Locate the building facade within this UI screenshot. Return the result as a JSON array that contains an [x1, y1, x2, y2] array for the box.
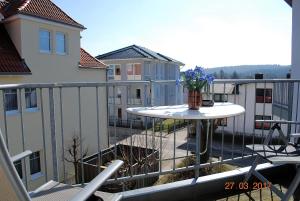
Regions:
[[97, 45, 184, 126], [0, 0, 108, 190], [213, 80, 290, 136]]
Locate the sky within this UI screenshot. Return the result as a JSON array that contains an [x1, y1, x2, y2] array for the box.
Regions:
[[53, 0, 292, 69]]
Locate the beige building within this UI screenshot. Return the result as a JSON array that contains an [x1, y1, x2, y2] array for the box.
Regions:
[[0, 0, 108, 190]]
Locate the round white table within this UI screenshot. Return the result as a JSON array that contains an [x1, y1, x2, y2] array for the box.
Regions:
[[126, 102, 245, 177], [126, 102, 245, 120]]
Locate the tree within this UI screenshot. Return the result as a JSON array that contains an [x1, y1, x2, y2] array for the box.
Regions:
[[220, 69, 225, 79], [212, 72, 218, 79], [231, 71, 239, 79], [65, 135, 88, 184]]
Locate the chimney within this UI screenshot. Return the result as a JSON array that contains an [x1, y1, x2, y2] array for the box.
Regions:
[[255, 73, 263, 79]]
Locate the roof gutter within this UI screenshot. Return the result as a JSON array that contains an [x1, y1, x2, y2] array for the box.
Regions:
[[3, 14, 85, 30], [0, 72, 32, 75], [78, 65, 107, 70]]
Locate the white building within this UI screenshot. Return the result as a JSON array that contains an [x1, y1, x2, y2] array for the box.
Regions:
[[96, 45, 184, 127], [213, 77, 291, 135]]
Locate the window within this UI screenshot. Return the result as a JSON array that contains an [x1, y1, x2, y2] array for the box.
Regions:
[[217, 118, 227, 126], [30, 151, 41, 175], [107, 66, 114, 80], [25, 88, 37, 109], [56, 32, 66, 54], [108, 65, 121, 80], [39, 29, 51, 52], [117, 87, 122, 98], [127, 64, 141, 80], [14, 160, 23, 179], [115, 66, 121, 75], [255, 115, 271, 130], [136, 89, 141, 99], [117, 108, 122, 119], [144, 62, 151, 80], [213, 94, 228, 102], [256, 89, 272, 103], [4, 89, 18, 111]]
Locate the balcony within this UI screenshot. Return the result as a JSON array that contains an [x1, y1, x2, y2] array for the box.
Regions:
[[127, 98, 142, 105], [109, 97, 122, 105], [0, 79, 299, 201]]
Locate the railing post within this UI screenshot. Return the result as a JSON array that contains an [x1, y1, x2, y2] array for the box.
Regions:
[[49, 88, 58, 181], [195, 120, 201, 178], [287, 82, 294, 137]]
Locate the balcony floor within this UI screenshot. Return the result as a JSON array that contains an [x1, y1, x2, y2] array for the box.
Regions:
[[217, 185, 292, 201]]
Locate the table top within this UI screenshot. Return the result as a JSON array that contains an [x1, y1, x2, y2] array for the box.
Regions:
[[126, 102, 245, 120]]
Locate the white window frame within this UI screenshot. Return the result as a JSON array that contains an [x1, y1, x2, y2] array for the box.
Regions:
[[4, 89, 18, 114], [25, 88, 38, 110], [29, 151, 43, 180], [108, 64, 121, 80], [126, 63, 141, 80], [39, 29, 51, 53], [55, 32, 67, 55], [13, 160, 23, 180]]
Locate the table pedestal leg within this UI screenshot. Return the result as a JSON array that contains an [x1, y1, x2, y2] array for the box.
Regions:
[[195, 119, 212, 178]]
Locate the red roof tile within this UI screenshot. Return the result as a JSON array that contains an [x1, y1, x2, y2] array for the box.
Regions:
[[79, 48, 107, 69], [0, 24, 31, 75], [0, 0, 84, 29]]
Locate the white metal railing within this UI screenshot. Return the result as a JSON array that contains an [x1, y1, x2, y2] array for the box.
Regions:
[[0, 79, 298, 191]]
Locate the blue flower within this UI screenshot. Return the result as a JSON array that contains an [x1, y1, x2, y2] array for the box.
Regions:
[[205, 74, 214, 84], [182, 66, 214, 91], [198, 74, 206, 81], [185, 69, 195, 79], [194, 66, 205, 75], [176, 78, 181, 86]]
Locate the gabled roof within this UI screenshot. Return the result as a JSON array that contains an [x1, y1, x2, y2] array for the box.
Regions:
[[96, 45, 185, 65], [0, 24, 31, 75], [79, 48, 107, 69], [0, 0, 84, 29]]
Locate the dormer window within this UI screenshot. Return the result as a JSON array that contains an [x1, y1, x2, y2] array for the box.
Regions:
[[56, 32, 66, 55], [39, 29, 51, 53]]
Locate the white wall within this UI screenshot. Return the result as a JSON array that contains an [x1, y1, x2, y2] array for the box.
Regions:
[[215, 83, 288, 136]]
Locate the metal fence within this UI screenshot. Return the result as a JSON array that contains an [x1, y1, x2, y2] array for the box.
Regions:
[[0, 79, 300, 191]]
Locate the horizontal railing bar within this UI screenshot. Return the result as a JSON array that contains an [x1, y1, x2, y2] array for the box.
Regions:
[[70, 160, 124, 201], [152, 80, 177, 83], [255, 120, 300, 124], [0, 79, 299, 90], [213, 79, 300, 83], [11, 150, 32, 162], [152, 79, 300, 84], [0, 81, 151, 89]]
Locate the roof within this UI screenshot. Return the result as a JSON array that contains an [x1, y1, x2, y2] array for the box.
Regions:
[[79, 48, 107, 69], [0, 24, 31, 75], [96, 45, 185, 65], [0, 0, 84, 29], [285, 0, 292, 7]]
